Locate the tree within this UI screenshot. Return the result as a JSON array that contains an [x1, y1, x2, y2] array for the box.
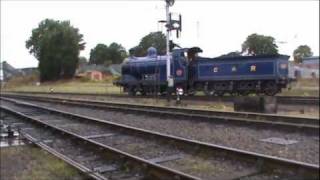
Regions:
[[132, 31, 166, 56], [242, 33, 278, 55], [89, 44, 109, 65], [108, 43, 127, 64], [293, 45, 313, 63], [89, 43, 127, 65], [131, 46, 145, 57], [78, 56, 88, 66], [26, 19, 85, 82]]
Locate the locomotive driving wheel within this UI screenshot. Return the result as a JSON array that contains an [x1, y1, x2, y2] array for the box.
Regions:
[[264, 81, 279, 96]]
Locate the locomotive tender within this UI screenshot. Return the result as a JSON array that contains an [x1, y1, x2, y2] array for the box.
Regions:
[[115, 47, 289, 96]]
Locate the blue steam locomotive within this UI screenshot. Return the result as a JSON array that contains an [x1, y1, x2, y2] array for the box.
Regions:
[[115, 47, 289, 96]]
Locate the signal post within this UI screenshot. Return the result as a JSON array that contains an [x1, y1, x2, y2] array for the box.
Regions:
[[163, 0, 181, 101]]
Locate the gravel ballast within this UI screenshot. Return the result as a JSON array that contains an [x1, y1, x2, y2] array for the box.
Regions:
[[41, 93, 320, 117], [1, 100, 266, 179], [10, 98, 319, 165]]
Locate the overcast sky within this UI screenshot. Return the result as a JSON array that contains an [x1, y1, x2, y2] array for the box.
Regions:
[[1, 0, 319, 68]]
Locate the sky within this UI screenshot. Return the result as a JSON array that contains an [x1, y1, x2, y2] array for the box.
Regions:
[[1, 0, 319, 68]]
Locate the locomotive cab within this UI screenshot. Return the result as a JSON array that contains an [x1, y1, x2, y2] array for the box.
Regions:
[[186, 47, 203, 93], [171, 47, 203, 95]]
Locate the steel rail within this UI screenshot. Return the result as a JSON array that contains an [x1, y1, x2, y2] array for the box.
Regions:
[[2, 94, 319, 133], [3, 91, 319, 105], [0, 105, 200, 180], [19, 132, 107, 180], [1, 97, 319, 179]]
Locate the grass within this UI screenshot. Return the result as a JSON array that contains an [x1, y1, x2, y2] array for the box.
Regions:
[[280, 89, 319, 97], [280, 78, 319, 97], [9, 82, 121, 94], [2, 76, 122, 94], [0, 145, 84, 180], [164, 156, 224, 178], [2, 75, 319, 97]]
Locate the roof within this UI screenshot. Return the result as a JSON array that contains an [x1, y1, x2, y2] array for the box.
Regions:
[[199, 54, 290, 61], [302, 56, 319, 61], [77, 64, 121, 76], [107, 64, 121, 76]]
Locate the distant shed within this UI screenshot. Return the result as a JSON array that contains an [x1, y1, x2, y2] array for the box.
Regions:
[[288, 56, 319, 79], [302, 56, 319, 78], [75, 64, 121, 81], [86, 70, 104, 81]]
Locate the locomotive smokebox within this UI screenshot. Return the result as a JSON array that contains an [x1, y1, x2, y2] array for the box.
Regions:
[[234, 96, 278, 113]]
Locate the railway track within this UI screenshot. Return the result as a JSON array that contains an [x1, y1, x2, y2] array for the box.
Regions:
[[3, 126, 107, 180], [4, 91, 319, 105], [1, 97, 319, 179], [1, 101, 198, 180], [2, 93, 319, 133]]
